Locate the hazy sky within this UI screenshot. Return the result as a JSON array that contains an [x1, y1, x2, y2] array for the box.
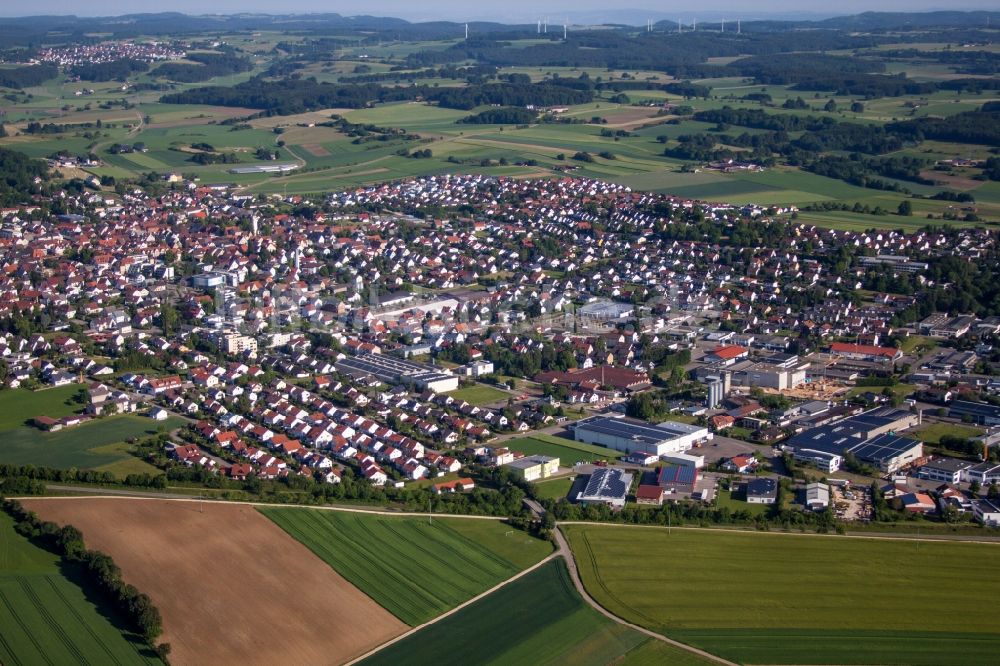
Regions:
[[4, 1, 998, 20]]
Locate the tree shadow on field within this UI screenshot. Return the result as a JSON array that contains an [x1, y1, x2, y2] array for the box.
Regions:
[[57, 559, 163, 661]]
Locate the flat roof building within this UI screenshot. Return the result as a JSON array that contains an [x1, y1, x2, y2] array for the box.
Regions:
[[335, 354, 458, 393], [786, 408, 923, 473], [572, 416, 712, 456], [576, 468, 633, 509], [918, 457, 974, 485], [793, 448, 842, 473], [504, 455, 559, 482], [949, 400, 1000, 426], [656, 465, 698, 493]]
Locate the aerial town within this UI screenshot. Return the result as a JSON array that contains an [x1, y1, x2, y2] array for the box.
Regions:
[[4, 173, 1000, 517], [1, 7, 999, 666]]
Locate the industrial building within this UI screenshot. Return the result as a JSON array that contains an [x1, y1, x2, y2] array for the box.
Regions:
[[948, 400, 1000, 426], [793, 448, 842, 473], [918, 457, 974, 484], [572, 416, 712, 456], [228, 163, 300, 175], [575, 468, 633, 509], [504, 455, 559, 482], [786, 408, 922, 474], [334, 354, 458, 393], [805, 483, 830, 511], [656, 465, 698, 493]]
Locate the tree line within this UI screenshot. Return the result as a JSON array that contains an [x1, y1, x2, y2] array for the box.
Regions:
[[161, 76, 594, 115], [2, 499, 169, 659]]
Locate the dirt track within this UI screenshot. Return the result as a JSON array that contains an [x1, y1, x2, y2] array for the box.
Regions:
[[23, 497, 407, 666]]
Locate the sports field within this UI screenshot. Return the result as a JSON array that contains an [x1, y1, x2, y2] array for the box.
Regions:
[[0, 512, 159, 665], [564, 524, 1000, 665], [260, 508, 553, 625], [504, 434, 622, 465], [361, 559, 707, 666], [24, 498, 406, 665]]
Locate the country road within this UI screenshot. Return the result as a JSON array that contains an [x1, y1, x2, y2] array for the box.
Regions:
[[18, 491, 1000, 665]]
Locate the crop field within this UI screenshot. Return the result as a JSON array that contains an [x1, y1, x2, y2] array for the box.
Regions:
[[360, 559, 705, 666], [445, 384, 509, 405], [260, 508, 553, 625], [564, 524, 1000, 665], [0, 512, 159, 665], [23, 498, 406, 666], [0, 414, 184, 470], [504, 435, 621, 465]]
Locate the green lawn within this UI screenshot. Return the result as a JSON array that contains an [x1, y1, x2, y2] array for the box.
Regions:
[[361, 560, 698, 666], [259, 508, 552, 625], [0, 512, 160, 665], [504, 434, 622, 465], [0, 414, 184, 470], [899, 336, 937, 354], [446, 384, 510, 406], [0, 386, 84, 431], [907, 422, 985, 445], [564, 525, 1000, 665], [715, 488, 769, 516], [535, 476, 575, 501], [847, 383, 917, 400]]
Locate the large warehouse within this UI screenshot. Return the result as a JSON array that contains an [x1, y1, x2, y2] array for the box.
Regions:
[[334, 354, 458, 393], [786, 408, 923, 474], [572, 416, 712, 456]]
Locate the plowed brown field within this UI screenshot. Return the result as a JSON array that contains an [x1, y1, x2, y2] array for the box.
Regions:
[[23, 498, 406, 666]]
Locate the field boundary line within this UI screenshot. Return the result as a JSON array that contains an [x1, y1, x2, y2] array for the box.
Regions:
[[554, 526, 738, 666], [556, 520, 1000, 545], [342, 551, 560, 665], [24, 492, 507, 521]]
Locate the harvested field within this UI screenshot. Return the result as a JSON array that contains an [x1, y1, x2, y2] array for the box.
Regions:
[[23, 498, 406, 666], [301, 143, 332, 157]]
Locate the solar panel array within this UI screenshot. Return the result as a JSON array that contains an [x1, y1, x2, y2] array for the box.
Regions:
[[582, 468, 632, 500]]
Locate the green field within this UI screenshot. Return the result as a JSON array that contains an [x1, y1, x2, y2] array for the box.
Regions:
[[0, 414, 184, 470], [907, 422, 985, 445], [446, 384, 510, 405], [361, 559, 706, 666], [0, 386, 84, 431], [565, 524, 1000, 665], [259, 508, 552, 625], [504, 435, 621, 465], [0, 512, 160, 665], [534, 476, 575, 500]]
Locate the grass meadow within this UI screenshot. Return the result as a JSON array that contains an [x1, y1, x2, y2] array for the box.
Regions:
[[564, 524, 1000, 664]]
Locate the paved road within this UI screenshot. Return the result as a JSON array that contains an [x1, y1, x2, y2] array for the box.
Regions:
[[552, 526, 738, 666]]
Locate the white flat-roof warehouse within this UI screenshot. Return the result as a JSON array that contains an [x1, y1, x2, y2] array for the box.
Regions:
[[334, 354, 458, 393], [572, 416, 712, 456]]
